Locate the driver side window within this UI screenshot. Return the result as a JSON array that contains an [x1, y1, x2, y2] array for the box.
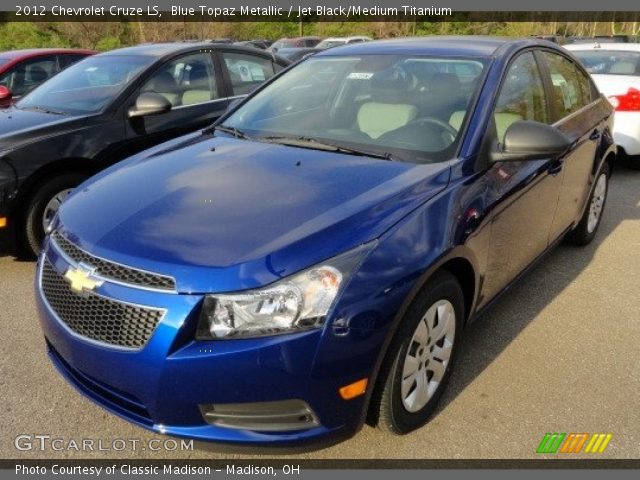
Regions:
[[141, 52, 218, 108], [0, 56, 58, 97], [494, 52, 548, 143]]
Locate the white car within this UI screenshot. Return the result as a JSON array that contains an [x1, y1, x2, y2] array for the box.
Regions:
[[316, 36, 372, 50], [566, 42, 640, 167]]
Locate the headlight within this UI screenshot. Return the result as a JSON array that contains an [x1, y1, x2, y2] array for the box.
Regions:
[[196, 243, 375, 340]]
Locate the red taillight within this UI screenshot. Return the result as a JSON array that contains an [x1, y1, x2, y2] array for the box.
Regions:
[[608, 87, 640, 111]]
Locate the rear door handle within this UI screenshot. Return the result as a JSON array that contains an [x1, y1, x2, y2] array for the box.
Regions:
[[589, 129, 601, 141]]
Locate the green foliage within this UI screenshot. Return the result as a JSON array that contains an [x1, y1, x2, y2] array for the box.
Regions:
[[95, 36, 122, 51], [0, 22, 71, 50], [310, 22, 375, 37], [0, 20, 638, 51]]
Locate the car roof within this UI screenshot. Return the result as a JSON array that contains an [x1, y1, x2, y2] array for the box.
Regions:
[[321, 36, 370, 41], [565, 42, 640, 52], [96, 42, 288, 63], [315, 36, 522, 57], [275, 36, 320, 41], [0, 48, 95, 59]]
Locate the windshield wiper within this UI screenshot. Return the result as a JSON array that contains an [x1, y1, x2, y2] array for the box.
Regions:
[[210, 124, 251, 140], [19, 105, 67, 115], [260, 135, 395, 161]]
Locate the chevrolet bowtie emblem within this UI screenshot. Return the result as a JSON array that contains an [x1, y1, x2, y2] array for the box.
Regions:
[[63, 264, 103, 294]]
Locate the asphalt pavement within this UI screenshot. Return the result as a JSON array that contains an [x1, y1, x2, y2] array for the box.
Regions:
[[1, 167, 639, 460]]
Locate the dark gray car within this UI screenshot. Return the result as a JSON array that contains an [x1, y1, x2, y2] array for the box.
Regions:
[[0, 43, 290, 256]]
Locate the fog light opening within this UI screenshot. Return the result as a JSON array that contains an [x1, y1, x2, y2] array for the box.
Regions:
[[339, 378, 368, 400], [199, 399, 320, 432]]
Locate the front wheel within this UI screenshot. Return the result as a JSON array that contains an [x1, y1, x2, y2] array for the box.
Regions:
[[20, 173, 88, 257], [566, 163, 610, 246], [376, 271, 464, 434]]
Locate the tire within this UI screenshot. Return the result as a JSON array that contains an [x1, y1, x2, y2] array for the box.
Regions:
[[624, 154, 640, 171], [566, 163, 610, 246], [376, 271, 464, 434], [19, 173, 88, 258]]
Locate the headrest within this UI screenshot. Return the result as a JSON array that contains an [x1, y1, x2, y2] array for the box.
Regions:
[[610, 62, 636, 75], [357, 102, 418, 139], [29, 66, 48, 83], [151, 71, 177, 92], [429, 72, 461, 94]]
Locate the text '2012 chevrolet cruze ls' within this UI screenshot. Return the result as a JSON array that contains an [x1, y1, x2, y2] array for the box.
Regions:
[[36, 37, 615, 445]]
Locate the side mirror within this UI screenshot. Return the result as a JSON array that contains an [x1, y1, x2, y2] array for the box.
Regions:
[[128, 92, 172, 118], [491, 120, 571, 162], [0, 85, 13, 105]]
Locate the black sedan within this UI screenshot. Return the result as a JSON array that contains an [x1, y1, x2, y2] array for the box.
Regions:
[[0, 43, 290, 256], [274, 47, 320, 63]]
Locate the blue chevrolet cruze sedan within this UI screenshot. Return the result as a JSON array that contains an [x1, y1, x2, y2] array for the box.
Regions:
[[36, 37, 615, 445]]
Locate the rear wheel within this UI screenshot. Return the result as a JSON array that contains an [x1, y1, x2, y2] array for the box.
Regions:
[[566, 163, 610, 246], [376, 271, 464, 434], [19, 173, 88, 257]]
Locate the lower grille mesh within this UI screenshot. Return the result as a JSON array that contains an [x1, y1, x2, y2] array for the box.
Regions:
[[41, 260, 164, 349]]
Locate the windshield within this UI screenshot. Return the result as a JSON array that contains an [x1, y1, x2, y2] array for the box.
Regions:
[[222, 54, 488, 163], [572, 50, 640, 76], [317, 40, 347, 49], [17, 55, 155, 115], [272, 39, 297, 49]]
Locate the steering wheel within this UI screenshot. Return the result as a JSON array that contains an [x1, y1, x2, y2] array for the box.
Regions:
[[410, 117, 458, 143]]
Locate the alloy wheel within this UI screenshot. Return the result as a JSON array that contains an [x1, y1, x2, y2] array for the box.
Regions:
[[42, 188, 74, 232], [587, 173, 607, 234], [401, 299, 456, 413]]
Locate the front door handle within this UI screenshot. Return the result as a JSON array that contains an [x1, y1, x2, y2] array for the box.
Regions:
[[548, 160, 563, 175], [589, 129, 601, 141]]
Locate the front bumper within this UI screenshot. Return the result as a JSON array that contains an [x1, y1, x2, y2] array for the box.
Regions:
[[35, 238, 372, 445], [0, 157, 18, 231]]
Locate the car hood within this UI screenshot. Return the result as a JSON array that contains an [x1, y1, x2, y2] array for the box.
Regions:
[[0, 106, 87, 151], [56, 134, 450, 293]]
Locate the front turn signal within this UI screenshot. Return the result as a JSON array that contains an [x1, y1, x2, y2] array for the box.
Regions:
[[339, 378, 368, 400]]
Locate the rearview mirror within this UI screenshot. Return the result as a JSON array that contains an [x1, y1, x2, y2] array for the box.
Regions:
[[0, 85, 13, 106], [491, 120, 571, 162], [128, 92, 172, 118]]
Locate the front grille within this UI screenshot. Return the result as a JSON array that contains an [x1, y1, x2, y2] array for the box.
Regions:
[[51, 231, 176, 291], [41, 260, 164, 349]]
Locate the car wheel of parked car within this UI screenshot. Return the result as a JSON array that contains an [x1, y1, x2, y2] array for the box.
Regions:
[[625, 155, 640, 171], [21, 173, 88, 257], [567, 163, 610, 246], [376, 271, 464, 434]]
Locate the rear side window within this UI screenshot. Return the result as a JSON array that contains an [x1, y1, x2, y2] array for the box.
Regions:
[[541, 51, 594, 122], [494, 52, 548, 142], [222, 52, 275, 96], [572, 50, 640, 76]]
